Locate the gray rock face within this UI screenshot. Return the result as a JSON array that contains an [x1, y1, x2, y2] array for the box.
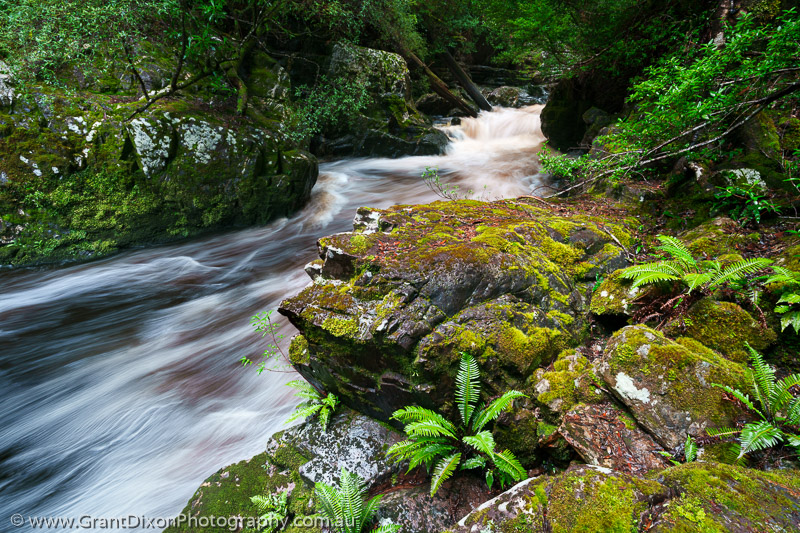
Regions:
[[268, 409, 404, 489], [0, 61, 14, 109], [597, 325, 748, 450]]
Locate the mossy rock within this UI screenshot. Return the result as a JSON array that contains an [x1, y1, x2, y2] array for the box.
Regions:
[[280, 199, 635, 423], [664, 299, 776, 363], [530, 349, 606, 419], [678, 217, 759, 259], [449, 462, 800, 532], [589, 269, 642, 318], [598, 325, 748, 450]]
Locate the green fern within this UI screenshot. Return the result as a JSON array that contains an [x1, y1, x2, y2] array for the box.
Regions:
[[386, 352, 528, 496], [314, 468, 400, 533], [285, 380, 339, 432], [709, 343, 800, 458], [244, 491, 288, 533], [620, 235, 772, 301], [765, 266, 800, 334]]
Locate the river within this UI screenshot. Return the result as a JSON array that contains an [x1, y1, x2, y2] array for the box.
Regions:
[[0, 105, 546, 530]]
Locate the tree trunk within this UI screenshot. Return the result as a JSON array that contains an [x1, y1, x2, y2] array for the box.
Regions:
[[395, 43, 477, 118], [441, 51, 492, 112]]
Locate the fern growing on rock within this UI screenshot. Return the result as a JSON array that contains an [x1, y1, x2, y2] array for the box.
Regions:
[[314, 468, 400, 533], [386, 353, 527, 496], [709, 343, 800, 459], [620, 235, 772, 296], [244, 491, 288, 533], [285, 380, 339, 432]]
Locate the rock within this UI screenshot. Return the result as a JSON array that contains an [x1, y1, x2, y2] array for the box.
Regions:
[[270, 408, 404, 489], [448, 462, 800, 532], [279, 199, 634, 423], [530, 349, 605, 418], [714, 168, 769, 194], [597, 325, 748, 450], [415, 93, 452, 116], [377, 476, 490, 533], [0, 61, 13, 109], [589, 269, 642, 319], [485, 86, 521, 107], [664, 299, 776, 363], [316, 43, 448, 158], [679, 217, 760, 258], [559, 403, 671, 475]]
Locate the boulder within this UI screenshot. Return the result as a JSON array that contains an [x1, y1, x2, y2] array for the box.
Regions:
[[315, 43, 449, 158], [485, 86, 521, 108], [597, 325, 748, 450], [664, 299, 776, 363], [279, 199, 634, 423], [559, 403, 671, 475], [448, 462, 800, 532], [530, 349, 605, 419]]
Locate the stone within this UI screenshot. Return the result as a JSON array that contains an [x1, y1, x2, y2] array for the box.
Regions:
[[486, 86, 521, 108], [447, 462, 800, 532], [559, 403, 671, 475], [280, 199, 634, 423], [664, 298, 776, 363], [597, 325, 748, 450]]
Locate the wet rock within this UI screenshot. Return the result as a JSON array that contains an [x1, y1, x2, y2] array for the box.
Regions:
[[280, 199, 634, 422], [597, 325, 748, 450], [485, 86, 521, 108], [269, 409, 404, 489], [415, 93, 451, 116], [559, 403, 671, 475], [448, 462, 800, 532]]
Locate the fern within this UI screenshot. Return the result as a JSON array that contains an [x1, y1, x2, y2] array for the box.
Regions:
[[386, 353, 528, 496], [314, 468, 400, 533], [764, 267, 800, 333], [245, 491, 288, 533], [285, 380, 339, 432], [709, 343, 800, 458], [620, 234, 774, 306]]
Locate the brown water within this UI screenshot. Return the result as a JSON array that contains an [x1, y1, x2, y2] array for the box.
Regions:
[[0, 106, 546, 529]]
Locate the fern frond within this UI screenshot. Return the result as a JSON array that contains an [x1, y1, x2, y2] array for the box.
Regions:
[[683, 272, 714, 292], [460, 456, 487, 470], [314, 482, 343, 527], [708, 258, 773, 288], [472, 391, 527, 431], [405, 417, 458, 439], [362, 494, 383, 529], [373, 525, 402, 533], [490, 449, 527, 481], [738, 420, 783, 457], [778, 292, 800, 304], [286, 379, 321, 401], [655, 235, 696, 266], [746, 343, 775, 418], [463, 430, 497, 456], [285, 403, 322, 424], [684, 434, 698, 463], [780, 311, 800, 334], [456, 353, 481, 427], [712, 383, 762, 418], [339, 468, 367, 533], [391, 405, 442, 425], [407, 443, 457, 471], [764, 266, 800, 286], [706, 426, 742, 438], [430, 452, 461, 496]]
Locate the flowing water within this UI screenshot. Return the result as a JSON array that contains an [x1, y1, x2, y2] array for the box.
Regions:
[[0, 105, 547, 529]]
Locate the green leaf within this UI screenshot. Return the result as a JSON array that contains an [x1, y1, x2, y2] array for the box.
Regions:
[[473, 390, 527, 431], [405, 418, 458, 439], [463, 430, 497, 456], [738, 420, 782, 457], [491, 449, 527, 482], [456, 353, 481, 427], [708, 258, 772, 289], [485, 469, 494, 489], [430, 453, 461, 496], [461, 456, 487, 470]]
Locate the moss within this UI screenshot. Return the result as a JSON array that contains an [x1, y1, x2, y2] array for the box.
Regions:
[[666, 299, 777, 363], [589, 269, 639, 316], [288, 335, 310, 365], [321, 316, 359, 338]]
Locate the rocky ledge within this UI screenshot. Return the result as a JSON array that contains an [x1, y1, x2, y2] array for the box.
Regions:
[[172, 196, 800, 532]]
